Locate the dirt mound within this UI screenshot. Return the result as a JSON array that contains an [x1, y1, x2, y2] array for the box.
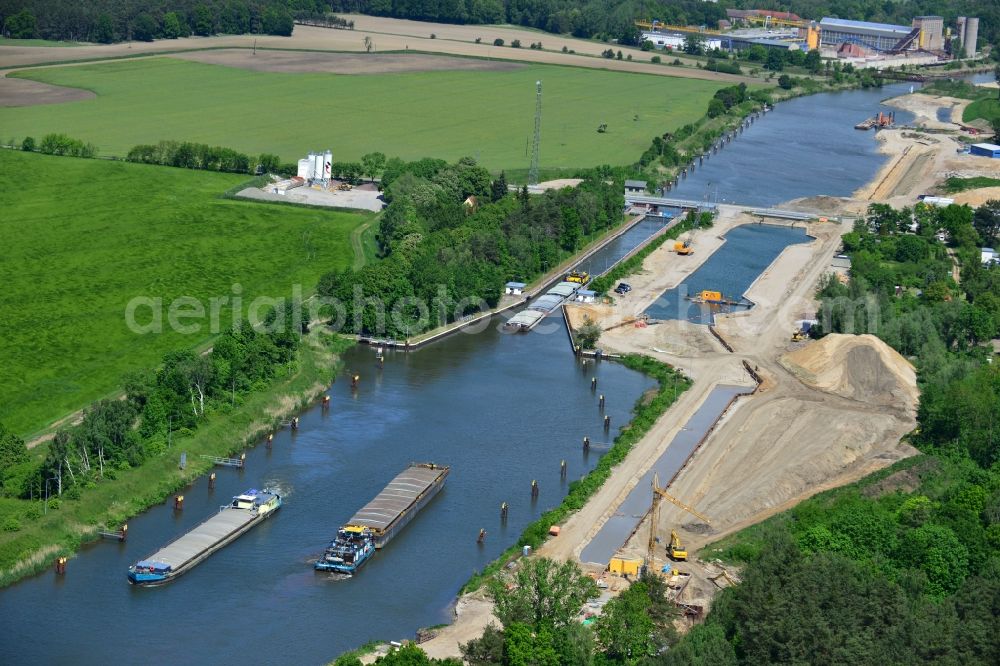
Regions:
[[780, 334, 918, 411]]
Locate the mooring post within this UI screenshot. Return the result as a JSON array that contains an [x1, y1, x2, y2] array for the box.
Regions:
[[266, 433, 273, 449], [239, 452, 246, 468], [599, 394, 605, 410], [322, 394, 330, 408], [120, 524, 128, 542], [591, 377, 597, 391], [500, 502, 508, 523], [583, 436, 590, 452], [478, 528, 487, 544], [560, 460, 567, 479], [174, 495, 184, 511], [209, 472, 216, 490], [55, 557, 66, 575], [531, 480, 539, 499], [604, 415, 611, 430], [291, 417, 299, 431], [351, 374, 360, 389]]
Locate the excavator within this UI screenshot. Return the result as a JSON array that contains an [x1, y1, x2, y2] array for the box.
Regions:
[[673, 240, 694, 255], [647, 473, 711, 567]]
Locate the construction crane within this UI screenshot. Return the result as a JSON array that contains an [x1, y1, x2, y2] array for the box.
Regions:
[[634, 19, 725, 36], [647, 473, 711, 567]]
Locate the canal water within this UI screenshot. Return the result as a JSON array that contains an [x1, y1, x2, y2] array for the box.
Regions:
[[572, 216, 673, 277], [670, 83, 914, 206], [0, 320, 655, 665], [645, 224, 812, 324], [580, 384, 753, 566], [2, 82, 917, 665]]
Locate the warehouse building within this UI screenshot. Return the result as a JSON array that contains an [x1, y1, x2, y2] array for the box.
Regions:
[[819, 17, 914, 52], [970, 143, 1000, 159]]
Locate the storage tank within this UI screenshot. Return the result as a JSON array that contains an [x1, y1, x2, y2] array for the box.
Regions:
[[964, 17, 978, 58], [297, 159, 312, 179], [313, 153, 324, 180], [323, 150, 332, 179]]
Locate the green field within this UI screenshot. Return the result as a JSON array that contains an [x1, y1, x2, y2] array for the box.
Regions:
[[0, 150, 367, 437], [2, 57, 723, 172], [964, 96, 1000, 126]]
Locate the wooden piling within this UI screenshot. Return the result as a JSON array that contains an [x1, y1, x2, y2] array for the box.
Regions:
[[500, 502, 508, 523], [531, 480, 539, 499], [174, 495, 184, 511], [604, 415, 611, 430], [209, 472, 216, 490]]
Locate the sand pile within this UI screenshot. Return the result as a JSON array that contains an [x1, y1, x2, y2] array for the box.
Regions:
[[780, 334, 918, 411]]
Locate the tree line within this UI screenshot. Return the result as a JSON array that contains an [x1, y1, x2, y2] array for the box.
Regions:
[[0, 0, 307, 42], [316, 155, 624, 338], [0, 308, 301, 502]]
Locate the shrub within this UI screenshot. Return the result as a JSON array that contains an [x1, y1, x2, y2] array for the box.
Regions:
[[511, 39, 521, 48], [561, 45, 568, 53], [2, 517, 20, 532], [651, 55, 661, 64], [475, 37, 481, 44], [430, 33, 436, 39], [21, 136, 35, 152], [493, 38, 504, 46]]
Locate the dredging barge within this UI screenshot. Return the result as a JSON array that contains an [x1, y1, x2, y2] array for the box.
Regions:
[[315, 463, 448, 574], [128, 488, 281, 586]]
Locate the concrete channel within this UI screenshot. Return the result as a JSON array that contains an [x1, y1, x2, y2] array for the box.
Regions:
[[579, 383, 754, 566]]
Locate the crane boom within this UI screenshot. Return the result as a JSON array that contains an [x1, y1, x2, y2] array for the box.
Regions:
[[646, 473, 711, 567]]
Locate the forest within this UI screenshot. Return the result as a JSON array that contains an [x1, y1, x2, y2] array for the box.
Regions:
[[0, 0, 310, 42], [316, 156, 624, 338]]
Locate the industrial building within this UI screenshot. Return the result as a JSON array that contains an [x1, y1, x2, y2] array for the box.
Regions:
[[956, 16, 980, 57], [297, 150, 332, 181], [970, 143, 1000, 159], [819, 17, 917, 52], [640, 31, 722, 51]]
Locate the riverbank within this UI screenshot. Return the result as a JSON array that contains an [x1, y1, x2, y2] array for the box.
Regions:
[[0, 329, 350, 588]]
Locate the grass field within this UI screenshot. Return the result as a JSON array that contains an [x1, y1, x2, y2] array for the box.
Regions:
[[963, 96, 1000, 126], [0, 150, 368, 437], [2, 57, 723, 172]]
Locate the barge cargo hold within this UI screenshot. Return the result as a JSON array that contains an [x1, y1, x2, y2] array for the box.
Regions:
[[348, 463, 449, 549], [128, 489, 281, 586]]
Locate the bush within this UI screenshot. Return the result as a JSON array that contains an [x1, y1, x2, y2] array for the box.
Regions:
[[21, 136, 35, 152], [1, 516, 20, 532], [430, 33, 436, 39], [511, 39, 521, 48], [561, 45, 568, 53], [475, 37, 482, 44], [778, 74, 794, 90], [493, 38, 504, 46], [651, 55, 661, 64]]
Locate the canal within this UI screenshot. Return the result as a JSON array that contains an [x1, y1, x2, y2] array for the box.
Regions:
[[2, 82, 918, 664], [670, 83, 915, 206], [645, 224, 812, 324]]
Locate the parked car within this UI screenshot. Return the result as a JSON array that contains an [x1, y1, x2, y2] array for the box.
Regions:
[[614, 283, 632, 295]]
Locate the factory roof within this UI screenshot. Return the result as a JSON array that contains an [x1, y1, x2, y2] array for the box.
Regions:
[[972, 142, 1000, 151], [624, 179, 647, 188], [819, 17, 912, 36]]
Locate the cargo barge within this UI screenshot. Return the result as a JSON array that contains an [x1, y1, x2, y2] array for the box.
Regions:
[[347, 462, 449, 550], [128, 488, 281, 586]]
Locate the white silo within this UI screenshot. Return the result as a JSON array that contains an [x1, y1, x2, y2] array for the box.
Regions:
[[297, 158, 312, 179], [313, 153, 324, 180], [323, 150, 332, 179], [964, 17, 979, 58]]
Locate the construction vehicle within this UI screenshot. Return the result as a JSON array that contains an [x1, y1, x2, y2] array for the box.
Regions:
[[674, 240, 693, 255], [791, 329, 806, 341], [566, 271, 589, 284], [669, 530, 687, 560], [338, 182, 353, 191], [646, 473, 711, 568]]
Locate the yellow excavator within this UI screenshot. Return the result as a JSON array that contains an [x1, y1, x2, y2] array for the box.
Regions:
[[647, 473, 711, 566]]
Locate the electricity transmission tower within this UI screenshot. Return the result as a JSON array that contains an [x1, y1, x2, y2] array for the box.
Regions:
[[528, 80, 542, 185]]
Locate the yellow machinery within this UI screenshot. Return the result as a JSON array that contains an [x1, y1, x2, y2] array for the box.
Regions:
[[338, 182, 353, 191], [566, 271, 590, 284], [609, 557, 643, 576], [669, 530, 687, 560], [647, 473, 711, 567], [674, 240, 693, 255], [742, 15, 808, 29], [791, 329, 806, 341]]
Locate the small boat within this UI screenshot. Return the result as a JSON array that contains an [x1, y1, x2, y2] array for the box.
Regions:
[[315, 525, 376, 575], [128, 488, 282, 586]]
